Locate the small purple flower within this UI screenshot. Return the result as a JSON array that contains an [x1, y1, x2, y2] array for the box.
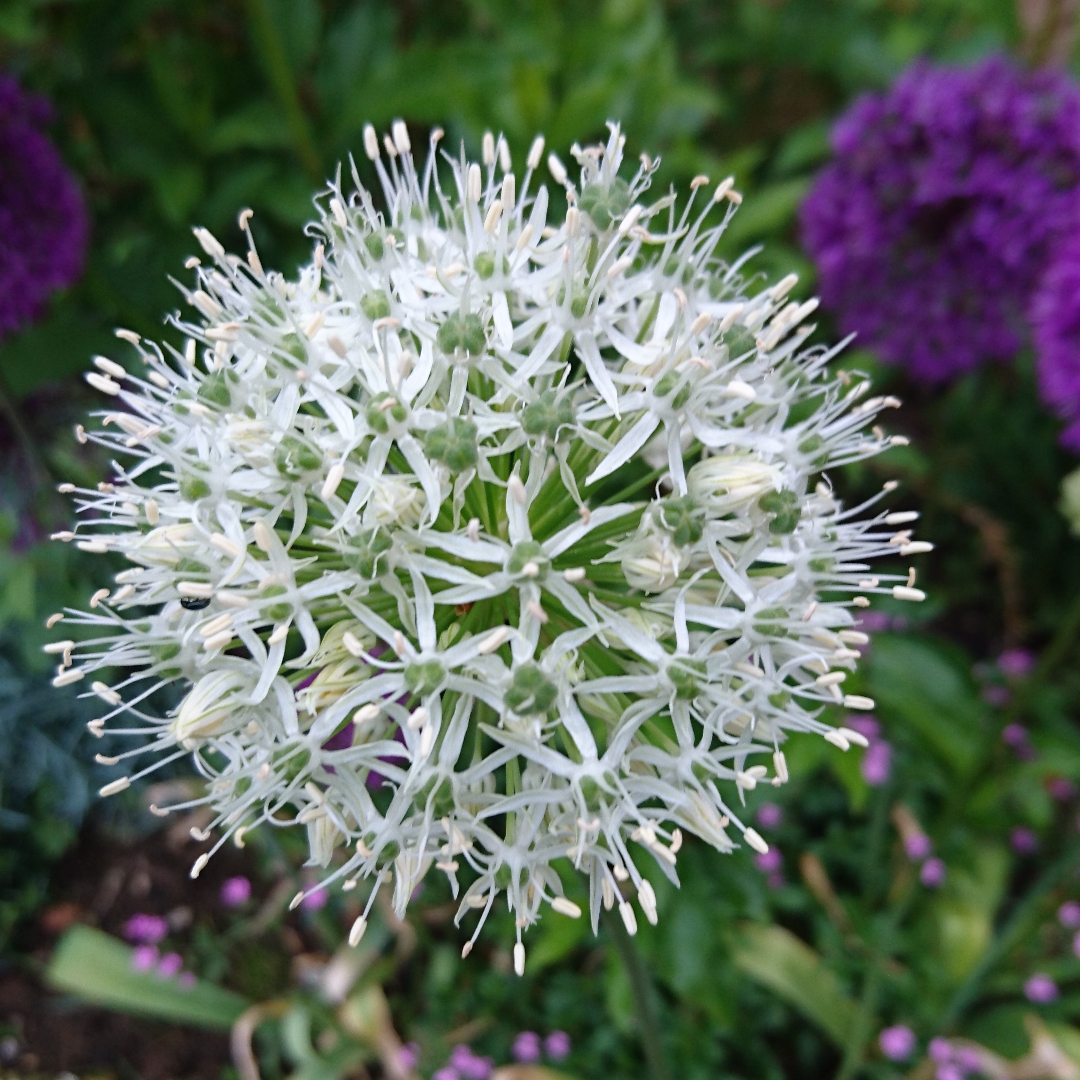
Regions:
[[856, 611, 892, 634], [1058, 902, 1080, 928], [301, 886, 328, 911], [879, 1025, 916, 1061], [545, 1031, 571, 1060], [178, 971, 196, 990], [1011, 827, 1039, 855], [124, 914, 169, 945], [220, 876, 252, 908], [449, 1045, 492, 1080], [156, 952, 183, 978], [0, 76, 88, 341], [904, 833, 932, 861], [512, 1032, 542, 1064], [755, 849, 783, 874], [130, 945, 158, 973], [845, 715, 881, 741], [998, 649, 1035, 679], [1024, 973, 1059, 1003], [928, 1037, 954, 1063], [1048, 778, 1077, 801], [955, 1046, 983, 1072], [1033, 229, 1080, 449], [981, 685, 1011, 708], [433, 1069, 459, 1080], [756, 803, 783, 829], [802, 56, 1080, 383], [936, 1063, 964, 1080], [398, 1043, 420, 1071], [862, 741, 893, 787], [1002, 724, 1029, 747], [920, 858, 946, 888]]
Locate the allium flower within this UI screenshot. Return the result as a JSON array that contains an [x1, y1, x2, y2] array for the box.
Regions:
[[124, 913, 169, 944], [1058, 901, 1080, 928], [545, 1031, 571, 1060], [1032, 231, 1080, 449], [1024, 973, 1059, 1003], [512, 1032, 542, 1063], [0, 75, 87, 339], [220, 875, 252, 907], [802, 56, 1080, 383], [51, 122, 925, 969]]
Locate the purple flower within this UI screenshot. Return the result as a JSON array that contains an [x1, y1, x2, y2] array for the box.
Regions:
[[998, 649, 1035, 679], [936, 1064, 964, 1080], [156, 952, 183, 978], [855, 611, 892, 635], [512, 1032, 542, 1063], [123, 914, 169, 945], [955, 1046, 983, 1072], [756, 803, 783, 829], [920, 858, 946, 888], [433, 1069, 459, 1080], [1011, 827, 1039, 855], [801, 56, 1080, 383], [178, 971, 196, 990], [1024, 973, 1059, 1003], [1033, 230, 1080, 449], [398, 1043, 420, 1071], [1048, 777, 1077, 801], [301, 886, 328, 911], [904, 833, 932, 861], [928, 1037, 954, 1063], [879, 1025, 917, 1061], [0, 76, 88, 340], [1059, 901, 1080, 928], [130, 945, 158, 972], [220, 876, 252, 908], [545, 1031, 571, 1060], [755, 849, 783, 874], [449, 1045, 492, 1080], [862, 741, 893, 787], [845, 715, 881, 741]]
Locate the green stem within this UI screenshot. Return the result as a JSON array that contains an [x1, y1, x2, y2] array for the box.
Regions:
[[604, 909, 671, 1080], [835, 967, 880, 1080], [937, 840, 1079, 1030], [242, 0, 321, 181]]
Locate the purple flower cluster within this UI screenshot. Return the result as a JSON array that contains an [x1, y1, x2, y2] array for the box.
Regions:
[[846, 715, 892, 787], [929, 1037, 985, 1080], [1031, 230, 1080, 449], [802, 56, 1080, 384], [0, 75, 87, 340], [124, 913, 196, 988]]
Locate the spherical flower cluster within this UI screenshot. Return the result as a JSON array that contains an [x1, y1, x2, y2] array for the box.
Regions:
[[1031, 231, 1080, 450], [0, 75, 87, 339], [802, 56, 1080, 383], [50, 122, 928, 969]]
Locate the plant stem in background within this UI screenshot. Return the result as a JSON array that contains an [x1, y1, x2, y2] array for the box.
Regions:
[[242, 0, 321, 181], [605, 911, 671, 1080], [835, 968, 881, 1080]]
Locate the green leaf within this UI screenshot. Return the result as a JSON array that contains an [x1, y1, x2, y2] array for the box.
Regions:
[[866, 635, 984, 776], [731, 922, 859, 1046], [47, 925, 249, 1029], [208, 101, 293, 153]]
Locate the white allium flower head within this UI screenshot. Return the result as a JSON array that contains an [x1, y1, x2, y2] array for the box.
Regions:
[[52, 121, 928, 969]]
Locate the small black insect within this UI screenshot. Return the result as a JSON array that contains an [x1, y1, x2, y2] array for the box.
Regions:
[[180, 596, 211, 610]]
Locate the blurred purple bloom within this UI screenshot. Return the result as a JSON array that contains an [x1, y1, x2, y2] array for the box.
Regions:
[[1048, 777, 1077, 800], [130, 945, 158, 973], [1002, 724, 1029, 747], [545, 1031, 571, 1060], [1011, 827, 1039, 855], [124, 914, 169, 945], [1058, 901, 1080, 928], [801, 56, 1080, 382], [879, 1025, 916, 1061], [755, 849, 783, 874], [433, 1069, 458, 1080], [955, 1046, 983, 1072], [862, 741, 893, 787], [998, 649, 1035, 679], [929, 1037, 954, 1063], [845, 715, 881, 741], [220, 876, 251, 908], [981, 685, 1011, 708], [156, 952, 183, 978], [301, 886, 328, 911], [1033, 230, 1080, 449], [936, 1064, 965, 1080], [1025, 973, 1059, 1003], [398, 1043, 420, 1071], [512, 1032, 542, 1064], [178, 971, 196, 990], [756, 803, 784, 829], [449, 1045, 492, 1080], [904, 833, 932, 861], [0, 76, 88, 340], [920, 858, 946, 888], [856, 611, 893, 634]]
